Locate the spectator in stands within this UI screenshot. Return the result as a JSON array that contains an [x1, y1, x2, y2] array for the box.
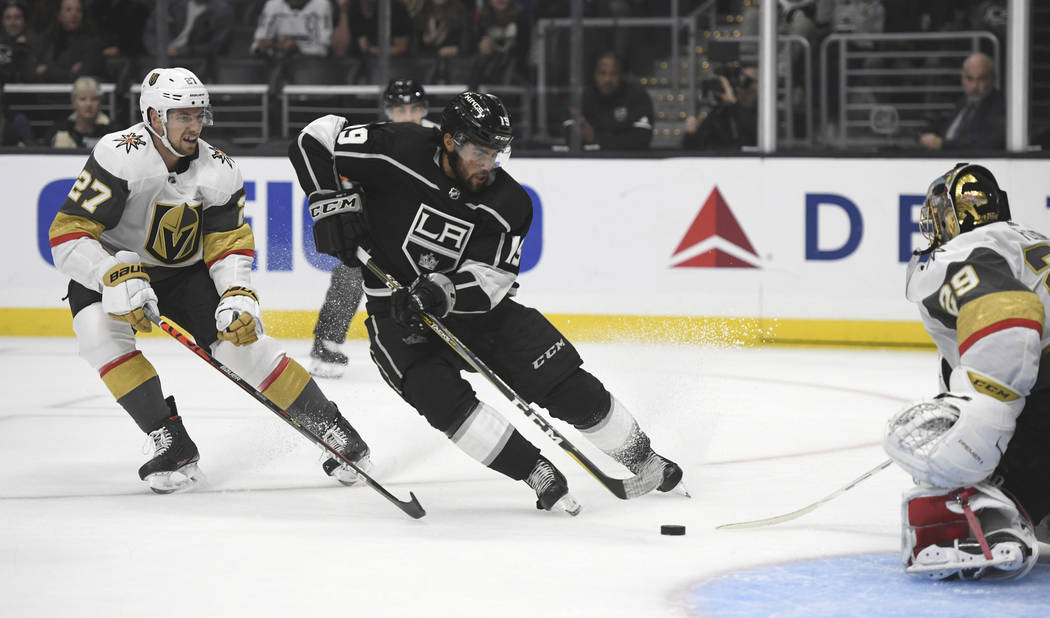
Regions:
[[251, 0, 332, 58], [0, 81, 33, 145], [144, 0, 233, 64], [919, 52, 1004, 151], [333, 0, 412, 58], [564, 51, 653, 151], [682, 63, 759, 151], [90, 0, 150, 58], [34, 0, 105, 83], [46, 74, 110, 148], [471, 0, 529, 85], [415, 0, 469, 58], [0, 0, 38, 83]]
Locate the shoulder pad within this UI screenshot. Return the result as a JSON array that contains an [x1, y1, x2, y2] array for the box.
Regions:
[[91, 124, 155, 178]]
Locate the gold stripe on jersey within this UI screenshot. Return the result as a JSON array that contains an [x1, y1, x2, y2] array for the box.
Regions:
[[100, 351, 159, 400], [49, 212, 104, 245], [203, 224, 255, 266], [956, 291, 1044, 345], [966, 370, 1021, 402], [260, 356, 312, 410]]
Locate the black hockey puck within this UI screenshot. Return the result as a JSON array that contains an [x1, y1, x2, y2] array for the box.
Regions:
[[660, 524, 686, 536]]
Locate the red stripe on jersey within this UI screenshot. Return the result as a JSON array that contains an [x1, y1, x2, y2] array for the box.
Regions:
[[959, 318, 1043, 356], [49, 231, 94, 247], [259, 355, 291, 393], [99, 350, 143, 377], [206, 249, 256, 269]]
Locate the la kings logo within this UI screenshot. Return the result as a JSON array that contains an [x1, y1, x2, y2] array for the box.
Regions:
[[145, 201, 203, 264], [403, 204, 473, 274]]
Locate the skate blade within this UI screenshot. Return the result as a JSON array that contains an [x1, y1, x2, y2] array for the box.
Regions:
[[554, 494, 582, 517], [325, 455, 372, 487], [672, 481, 692, 498], [146, 463, 206, 495], [308, 359, 346, 379]]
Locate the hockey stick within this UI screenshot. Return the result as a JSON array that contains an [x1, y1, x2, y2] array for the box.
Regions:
[[715, 458, 893, 530], [143, 308, 426, 519], [355, 247, 663, 500]]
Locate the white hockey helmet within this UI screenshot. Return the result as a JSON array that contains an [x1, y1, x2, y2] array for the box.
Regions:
[[139, 67, 213, 156]]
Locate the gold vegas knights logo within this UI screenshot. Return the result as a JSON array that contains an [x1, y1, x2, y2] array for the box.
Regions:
[[145, 201, 202, 264]]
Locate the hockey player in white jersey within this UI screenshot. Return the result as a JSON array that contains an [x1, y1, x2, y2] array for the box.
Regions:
[[883, 163, 1047, 580], [48, 67, 371, 493]]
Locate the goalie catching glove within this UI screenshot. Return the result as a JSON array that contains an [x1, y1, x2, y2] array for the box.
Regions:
[[884, 392, 1018, 488], [215, 286, 263, 346], [308, 187, 367, 266], [390, 273, 456, 333], [101, 250, 158, 332]]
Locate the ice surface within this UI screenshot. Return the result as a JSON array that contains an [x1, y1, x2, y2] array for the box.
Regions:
[[2, 338, 1046, 617]]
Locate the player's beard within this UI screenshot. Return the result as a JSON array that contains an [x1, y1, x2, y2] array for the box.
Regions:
[[447, 149, 486, 193]]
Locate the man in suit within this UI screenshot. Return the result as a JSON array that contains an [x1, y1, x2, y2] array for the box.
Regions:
[[919, 52, 1004, 151]]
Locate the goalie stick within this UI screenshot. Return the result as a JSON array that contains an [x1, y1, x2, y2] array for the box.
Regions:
[[716, 458, 892, 529], [143, 308, 426, 519], [355, 247, 663, 500]]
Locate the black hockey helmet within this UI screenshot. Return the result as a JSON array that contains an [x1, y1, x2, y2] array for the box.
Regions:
[[383, 79, 426, 108], [920, 163, 1011, 246], [440, 92, 513, 151]]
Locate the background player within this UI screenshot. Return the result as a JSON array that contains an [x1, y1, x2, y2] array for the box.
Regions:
[[884, 163, 1048, 580], [308, 78, 435, 378], [288, 91, 683, 513], [48, 67, 370, 493]]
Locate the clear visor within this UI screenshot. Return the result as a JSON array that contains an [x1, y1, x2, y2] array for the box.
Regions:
[[165, 107, 214, 127], [453, 136, 511, 168]]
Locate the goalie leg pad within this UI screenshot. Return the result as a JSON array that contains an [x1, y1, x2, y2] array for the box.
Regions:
[[902, 483, 1039, 581]]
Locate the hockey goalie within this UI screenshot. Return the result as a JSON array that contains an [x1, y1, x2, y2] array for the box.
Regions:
[[883, 163, 1049, 581]]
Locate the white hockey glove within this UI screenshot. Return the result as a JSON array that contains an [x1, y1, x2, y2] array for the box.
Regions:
[[215, 286, 263, 346], [883, 392, 1017, 488], [100, 250, 158, 333]]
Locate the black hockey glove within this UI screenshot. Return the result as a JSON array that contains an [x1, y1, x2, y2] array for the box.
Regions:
[[308, 188, 368, 266], [390, 273, 456, 333]]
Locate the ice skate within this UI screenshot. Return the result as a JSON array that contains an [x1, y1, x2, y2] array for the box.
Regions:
[[309, 339, 348, 379], [908, 531, 1036, 580], [320, 414, 372, 486], [138, 398, 204, 494], [632, 450, 688, 496], [526, 457, 581, 516]]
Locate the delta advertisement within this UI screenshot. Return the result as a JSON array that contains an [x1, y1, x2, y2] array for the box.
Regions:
[[4, 153, 1048, 345]]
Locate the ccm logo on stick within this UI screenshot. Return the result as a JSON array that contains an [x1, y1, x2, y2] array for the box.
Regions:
[[532, 339, 566, 369]]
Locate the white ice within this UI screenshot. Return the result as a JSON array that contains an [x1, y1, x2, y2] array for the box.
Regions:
[[1, 337, 1046, 617]]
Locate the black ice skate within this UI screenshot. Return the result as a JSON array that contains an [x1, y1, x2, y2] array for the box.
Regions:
[[320, 414, 372, 486], [526, 457, 581, 516], [138, 397, 204, 494], [615, 445, 688, 497], [309, 339, 348, 379]]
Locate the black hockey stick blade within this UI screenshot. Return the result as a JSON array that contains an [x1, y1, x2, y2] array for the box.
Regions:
[[355, 247, 664, 500], [144, 308, 425, 519]]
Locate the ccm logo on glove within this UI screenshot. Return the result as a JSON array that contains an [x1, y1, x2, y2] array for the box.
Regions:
[[309, 193, 361, 221]]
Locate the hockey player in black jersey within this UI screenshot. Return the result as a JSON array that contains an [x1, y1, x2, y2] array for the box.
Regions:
[[289, 91, 683, 513], [49, 67, 370, 493]]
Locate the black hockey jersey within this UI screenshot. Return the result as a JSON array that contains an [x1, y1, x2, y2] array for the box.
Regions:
[[293, 118, 532, 315]]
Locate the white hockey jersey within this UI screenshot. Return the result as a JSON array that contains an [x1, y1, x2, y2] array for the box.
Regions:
[[906, 221, 1050, 403], [49, 123, 252, 293]]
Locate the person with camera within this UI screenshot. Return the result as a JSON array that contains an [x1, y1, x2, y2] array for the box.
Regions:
[[683, 63, 758, 151]]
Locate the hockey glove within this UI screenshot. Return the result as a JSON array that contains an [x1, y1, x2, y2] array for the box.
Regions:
[[101, 250, 158, 333], [309, 188, 367, 266], [390, 273, 456, 332], [215, 286, 263, 346]]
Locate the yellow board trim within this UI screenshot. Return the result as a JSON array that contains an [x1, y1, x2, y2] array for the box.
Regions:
[[0, 308, 936, 348]]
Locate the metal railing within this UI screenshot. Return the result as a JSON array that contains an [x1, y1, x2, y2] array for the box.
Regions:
[[534, 16, 698, 139], [128, 84, 271, 144], [3, 83, 119, 136], [280, 83, 530, 139], [820, 31, 1000, 149], [732, 34, 813, 146]]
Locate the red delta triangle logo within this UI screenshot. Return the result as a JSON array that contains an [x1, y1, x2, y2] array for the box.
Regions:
[[670, 186, 760, 268]]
